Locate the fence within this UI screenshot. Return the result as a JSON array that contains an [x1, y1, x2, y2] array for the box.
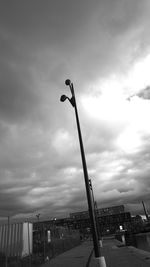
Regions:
[[0, 223, 81, 267]]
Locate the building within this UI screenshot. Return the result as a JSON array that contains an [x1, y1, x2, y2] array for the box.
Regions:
[[70, 205, 125, 219], [33, 205, 131, 237], [70, 205, 131, 235]]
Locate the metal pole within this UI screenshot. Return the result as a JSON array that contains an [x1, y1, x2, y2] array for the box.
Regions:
[[94, 201, 102, 245], [89, 179, 101, 243], [89, 179, 103, 247], [89, 179, 95, 211], [61, 80, 107, 266], [73, 89, 100, 257]]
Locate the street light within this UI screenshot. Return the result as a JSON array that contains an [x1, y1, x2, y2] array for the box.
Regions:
[[89, 179, 102, 248], [60, 79, 106, 267]]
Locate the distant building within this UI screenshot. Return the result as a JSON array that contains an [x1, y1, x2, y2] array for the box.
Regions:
[[69, 205, 131, 235], [70, 205, 125, 219], [35, 205, 131, 236]]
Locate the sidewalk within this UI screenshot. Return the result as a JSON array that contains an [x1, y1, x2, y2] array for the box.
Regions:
[[40, 237, 150, 267], [90, 237, 150, 267], [40, 240, 93, 267]]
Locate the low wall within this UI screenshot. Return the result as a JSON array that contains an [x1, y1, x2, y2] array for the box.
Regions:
[[116, 231, 150, 253], [134, 232, 150, 252]]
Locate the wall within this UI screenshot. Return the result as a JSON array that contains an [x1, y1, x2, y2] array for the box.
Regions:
[[0, 222, 33, 257]]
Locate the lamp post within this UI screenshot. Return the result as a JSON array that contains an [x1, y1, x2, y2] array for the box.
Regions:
[[60, 80, 106, 266], [89, 179, 102, 248]]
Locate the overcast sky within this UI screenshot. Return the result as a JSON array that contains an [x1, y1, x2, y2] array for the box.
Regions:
[[1, 0, 150, 222]]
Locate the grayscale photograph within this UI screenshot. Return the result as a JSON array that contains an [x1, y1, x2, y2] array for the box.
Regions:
[[0, 1, 150, 266]]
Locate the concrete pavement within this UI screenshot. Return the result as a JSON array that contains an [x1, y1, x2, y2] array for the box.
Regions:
[[90, 237, 150, 267], [40, 240, 93, 267], [40, 237, 150, 267]]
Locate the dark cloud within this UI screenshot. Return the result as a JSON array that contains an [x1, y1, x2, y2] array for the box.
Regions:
[[0, 0, 95, 46], [0, 65, 37, 122]]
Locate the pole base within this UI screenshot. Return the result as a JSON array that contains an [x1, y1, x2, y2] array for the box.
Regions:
[[94, 256, 107, 267]]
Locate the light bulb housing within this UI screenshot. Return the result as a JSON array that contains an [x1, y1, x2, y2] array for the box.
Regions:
[[65, 79, 71, 86], [60, 95, 67, 102]]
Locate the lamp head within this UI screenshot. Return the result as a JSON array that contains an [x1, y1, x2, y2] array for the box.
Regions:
[[65, 79, 71, 86], [60, 94, 68, 102]]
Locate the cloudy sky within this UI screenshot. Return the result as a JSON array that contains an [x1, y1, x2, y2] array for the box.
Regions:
[[1, 0, 150, 222]]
